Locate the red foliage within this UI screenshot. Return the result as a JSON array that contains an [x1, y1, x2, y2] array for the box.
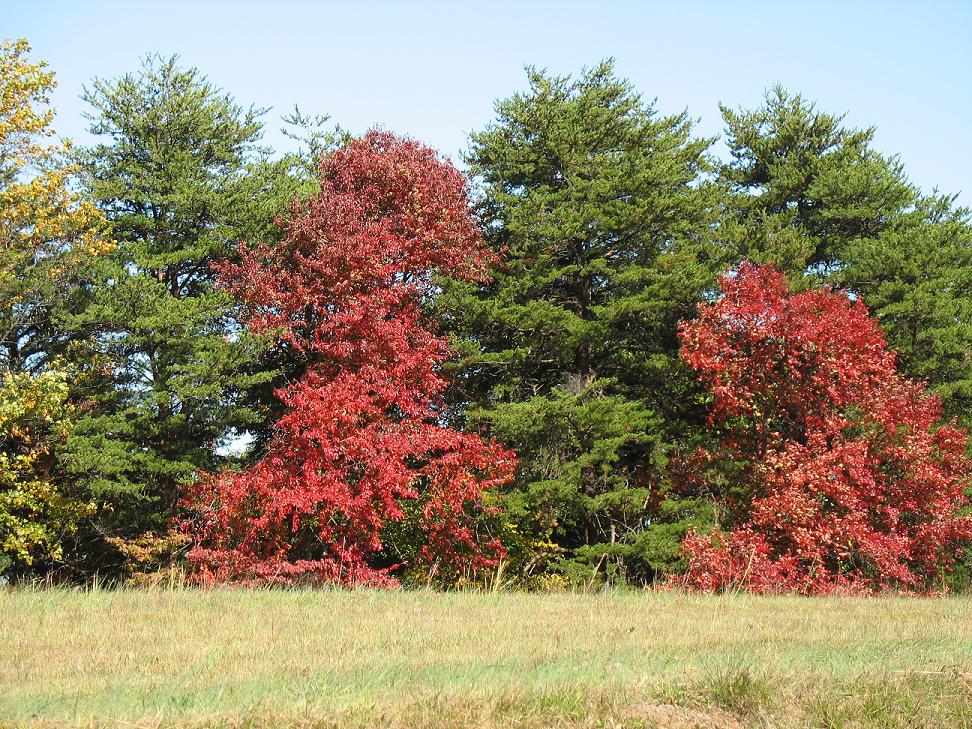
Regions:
[[183, 131, 514, 585], [677, 262, 972, 594]]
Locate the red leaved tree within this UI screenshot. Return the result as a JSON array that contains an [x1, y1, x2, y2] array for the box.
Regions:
[[676, 262, 972, 594], [183, 131, 515, 586]]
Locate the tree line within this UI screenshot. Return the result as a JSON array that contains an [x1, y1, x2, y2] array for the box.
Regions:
[[3, 39, 971, 592]]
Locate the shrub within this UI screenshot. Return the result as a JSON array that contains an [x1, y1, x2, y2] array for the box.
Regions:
[[676, 262, 972, 593]]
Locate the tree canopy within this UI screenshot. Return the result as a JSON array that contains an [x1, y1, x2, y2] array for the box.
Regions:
[[0, 39, 107, 578], [2, 39, 970, 592], [679, 263, 971, 594], [185, 132, 514, 585], [67, 55, 278, 555]]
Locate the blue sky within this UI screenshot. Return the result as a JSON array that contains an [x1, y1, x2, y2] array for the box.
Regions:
[[5, 1, 971, 205]]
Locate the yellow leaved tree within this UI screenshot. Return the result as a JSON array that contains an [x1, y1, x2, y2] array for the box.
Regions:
[[0, 38, 109, 578]]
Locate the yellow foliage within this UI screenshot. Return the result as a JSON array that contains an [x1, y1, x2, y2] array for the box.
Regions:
[[0, 40, 107, 572], [0, 371, 93, 568], [0, 38, 111, 290]]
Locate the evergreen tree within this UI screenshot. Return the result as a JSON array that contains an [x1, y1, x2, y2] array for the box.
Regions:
[[442, 61, 724, 584], [69, 56, 277, 548], [842, 194, 972, 425], [722, 86, 972, 425], [719, 85, 915, 278]]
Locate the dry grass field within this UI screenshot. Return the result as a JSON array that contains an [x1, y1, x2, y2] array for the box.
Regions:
[[2, 587, 972, 728]]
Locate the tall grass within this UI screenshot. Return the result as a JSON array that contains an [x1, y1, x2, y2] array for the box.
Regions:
[[2, 587, 971, 727]]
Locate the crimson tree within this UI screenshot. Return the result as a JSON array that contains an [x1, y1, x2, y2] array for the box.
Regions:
[[183, 131, 514, 585], [677, 262, 972, 594]]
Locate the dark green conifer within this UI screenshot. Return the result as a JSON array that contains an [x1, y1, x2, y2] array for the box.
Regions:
[[442, 61, 724, 583], [721, 86, 972, 425], [68, 56, 280, 541]]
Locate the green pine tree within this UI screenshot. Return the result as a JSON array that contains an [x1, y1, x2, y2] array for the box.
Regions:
[[721, 86, 972, 425], [842, 194, 972, 425], [720, 84, 915, 278], [67, 56, 281, 550], [441, 61, 724, 585]]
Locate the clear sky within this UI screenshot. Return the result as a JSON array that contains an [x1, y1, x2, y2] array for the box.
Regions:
[[5, 1, 971, 205]]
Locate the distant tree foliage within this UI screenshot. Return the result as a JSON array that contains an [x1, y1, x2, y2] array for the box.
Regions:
[[0, 38, 109, 377], [720, 86, 972, 426], [841, 196, 972, 427], [719, 85, 914, 276], [0, 371, 92, 576], [69, 56, 280, 557]]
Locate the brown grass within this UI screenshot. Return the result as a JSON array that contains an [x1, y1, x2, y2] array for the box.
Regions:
[[2, 587, 971, 727]]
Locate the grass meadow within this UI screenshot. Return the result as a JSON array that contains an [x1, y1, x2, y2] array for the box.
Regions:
[[2, 587, 972, 728]]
